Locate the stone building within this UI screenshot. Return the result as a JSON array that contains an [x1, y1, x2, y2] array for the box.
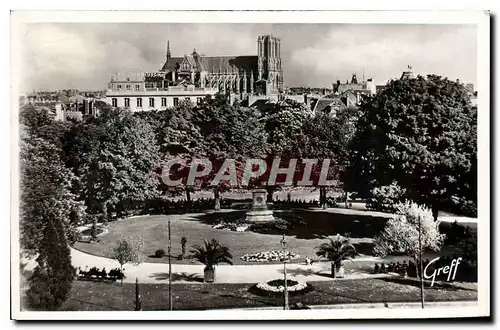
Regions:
[[333, 74, 376, 97], [105, 35, 284, 111], [159, 35, 283, 96]]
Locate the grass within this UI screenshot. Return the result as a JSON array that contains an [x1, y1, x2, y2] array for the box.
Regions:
[[73, 209, 469, 266], [73, 211, 379, 265], [59, 278, 478, 311]]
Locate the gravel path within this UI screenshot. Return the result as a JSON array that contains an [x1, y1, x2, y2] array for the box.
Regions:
[[68, 248, 390, 284], [23, 247, 390, 284]]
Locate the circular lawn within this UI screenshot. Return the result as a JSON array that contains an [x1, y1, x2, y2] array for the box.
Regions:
[[73, 209, 390, 266], [73, 208, 466, 267]]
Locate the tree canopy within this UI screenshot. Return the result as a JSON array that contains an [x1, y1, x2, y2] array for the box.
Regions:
[[20, 131, 83, 255], [77, 107, 161, 214], [344, 75, 477, 218]]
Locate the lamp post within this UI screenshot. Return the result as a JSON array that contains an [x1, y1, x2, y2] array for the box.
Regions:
[[168, 216, 172, 311], [418, 215, 425, 309], [134, 277, 141, 311], [280, 234, 289, 310]]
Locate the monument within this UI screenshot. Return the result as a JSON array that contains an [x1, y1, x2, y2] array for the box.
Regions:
[[245, 189, 275, 222]]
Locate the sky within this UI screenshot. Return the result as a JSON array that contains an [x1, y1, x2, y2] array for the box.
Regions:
[[18, 23, 477, 92]]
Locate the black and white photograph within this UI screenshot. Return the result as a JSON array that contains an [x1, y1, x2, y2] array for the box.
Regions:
[[10, 10, 490, 320]]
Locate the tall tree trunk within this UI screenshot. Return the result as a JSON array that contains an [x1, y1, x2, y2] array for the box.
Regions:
[[120, 264, 124, 287], [414, 256, 420, 279], [319, 187, 327, 209], [431, 203, 439, 222], [101, 202, 108, 224], [266, 185, 274, 203], [214, 189, 221, 211], [344, 191, 350, 209]]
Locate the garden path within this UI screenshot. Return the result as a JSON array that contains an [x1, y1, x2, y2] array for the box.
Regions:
[[24, 247, 390, 284]]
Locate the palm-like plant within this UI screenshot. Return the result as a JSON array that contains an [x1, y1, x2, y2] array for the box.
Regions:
[[316, 235, 357, 278], [190, 239, 233, 282]]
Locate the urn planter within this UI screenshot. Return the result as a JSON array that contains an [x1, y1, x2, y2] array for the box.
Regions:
[[331, 262, 345, 278], [204, 266, 215, 283]]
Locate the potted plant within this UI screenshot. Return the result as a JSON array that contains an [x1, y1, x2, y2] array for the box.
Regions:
[[316, 235, 357, 278], [190, 239, 233, 283]]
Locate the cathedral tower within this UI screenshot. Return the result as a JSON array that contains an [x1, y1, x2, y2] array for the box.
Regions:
[[257, 35, 283, 94]]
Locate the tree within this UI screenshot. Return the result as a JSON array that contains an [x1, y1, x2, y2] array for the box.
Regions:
[[344, 75, 477, 219], [110, 237, 144, 286], [158, 100, 205, 202], [259, 98, 310, 201], [189, 239, 233, 282], [20, 132, 83, 256], [162, 95, 269, 209], [79, 108, 161, 216], [20, 104, 71, 149], [373, 201, 446, 277], [193, 95, 268, 207], [19, 105, 54, 134], [25, 214, 74, 310], [303, 108, 359, 208], [62, 119, 105, 199], [316, 234, 357, 278]]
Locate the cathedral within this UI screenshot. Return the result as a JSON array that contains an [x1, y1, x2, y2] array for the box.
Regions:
[[159, 35, 284, 96], [106, 35, 284, 111]]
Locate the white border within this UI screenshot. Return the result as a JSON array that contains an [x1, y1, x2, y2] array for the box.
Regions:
[[10, 10, 490, 321], [9, 10, 491, 24]]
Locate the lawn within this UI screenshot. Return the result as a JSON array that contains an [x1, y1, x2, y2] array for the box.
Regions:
[[60, 277, 478, 311], [73, 209, 468, 266], [73, 210, 386, 265]]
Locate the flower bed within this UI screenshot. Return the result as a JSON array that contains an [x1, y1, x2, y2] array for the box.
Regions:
[[77, 224, 109, 243], [212, 221, 249, 232], [80, 227, 105, 236], [240, 250, 301, 262], [250, 278, 312, 297]]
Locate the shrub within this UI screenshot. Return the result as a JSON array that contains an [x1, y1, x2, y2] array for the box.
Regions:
[[373, 202, 446, 275], [155, 249, 166, 258], [459, 231, 477, 264], [443, 221, 470, 244], [366, 183, 406, 212], [326, 197, 338, 208], [441, 198, 477, 218]]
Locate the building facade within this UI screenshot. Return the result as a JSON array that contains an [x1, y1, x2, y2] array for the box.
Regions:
[[333, 73, 376, 96], [105, 35, 284, 111]]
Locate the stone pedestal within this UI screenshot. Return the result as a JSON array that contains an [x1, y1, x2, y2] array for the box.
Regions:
[[245, 189, 275, 223]]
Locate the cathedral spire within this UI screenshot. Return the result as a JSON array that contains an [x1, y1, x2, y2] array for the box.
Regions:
[[166, 40, 171, 61]]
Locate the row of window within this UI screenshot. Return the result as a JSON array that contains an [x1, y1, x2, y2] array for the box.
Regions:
[[116, 84, 142, 91], [115, 83, 163, 90], [111, 97, 202, 108], [145, 82, 163, 89]]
